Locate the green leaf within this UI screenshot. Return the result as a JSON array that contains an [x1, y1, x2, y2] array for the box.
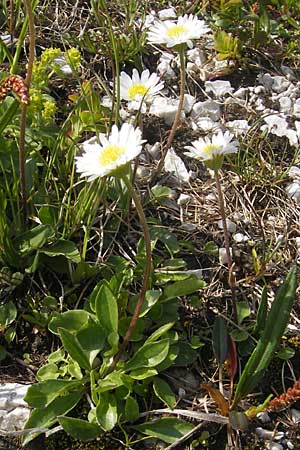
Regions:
[[48, 348, 65, 363], [133, 417, 194, 444], [203, 241, 219, 256], [41, 239, 81, 263], [153, 377, 176, 409], [73, 261, 99, 283], [95, 371, 131, 394], [24, 379, 82, 408], [128, 290, 161, 317], [95, 282, 118, 334], [174, 341, 197, 366], [96, 393, 118, 431], [233, 267, 298, 407], [77, 321, 106, 353], [68, 359, 83, 379], [125, 339, 170, 372], [49, 310, 90, 335], [0, 100, 19, 135], [231, 329, 249, 342], [23, 390, 82, 446], [58, 417, 102, 441], [16, 224, 55, 254], [236, 301, 251, 325], [0, 301, 17, 329], [125, 396, 139, 422], [150, 227, 180, 256], [277, 346, 295, 360], [145, 322, 175, 344], [36, 363, 59, 381], [151, 185, 172, 200], [156, 344, 179, 372], [212, 317, 228, 364], [163, 276, 206, 301], [129, 368, 158, 380], [253, 285, 268, 336], [59, 328, 91, 371], [119, 317, 145, 342]]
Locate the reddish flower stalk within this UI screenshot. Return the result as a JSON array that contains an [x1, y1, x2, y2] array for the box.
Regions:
[[19, 0, 35, 227]]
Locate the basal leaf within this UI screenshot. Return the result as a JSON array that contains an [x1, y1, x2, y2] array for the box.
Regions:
[[95, 282, 118, 334], [41, 239, 81, 263], [59, 328, 91, 371], [0, 301, 17, 328], [48, 310, 90, 335], [153, 377, 176, 409], [128, 289, 161, 317], [133, 417, 194, 444], [163, 276, 206, 301], [96, 393, 118, 431], [16, 224, 55, 255], [24, 379, 82, 408], [145, 322, 175, 344], [23, 390, 82, 446], [58, 417, 102, 441], [125, 396, 139, 422], [125, 339, 169, 372]]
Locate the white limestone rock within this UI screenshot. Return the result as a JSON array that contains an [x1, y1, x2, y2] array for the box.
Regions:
[[0, 407, 30, 431], [0, 383, 31, 432], [0, 383, 29, 409]]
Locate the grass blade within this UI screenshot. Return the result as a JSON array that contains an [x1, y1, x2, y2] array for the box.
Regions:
[[233, 266, 298, 407]]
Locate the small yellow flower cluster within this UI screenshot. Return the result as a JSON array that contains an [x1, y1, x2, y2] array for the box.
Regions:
[[65, 48, 81, 71], [32, 48, 62, 86], [29, 88, 42, 112], [40, 47, 62, 67], [41, 100, 57, 123]]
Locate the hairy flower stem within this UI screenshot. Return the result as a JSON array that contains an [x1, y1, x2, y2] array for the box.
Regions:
[[19, 0, 35, 227], [10, 0, 14, 37], [214, 170, 238, 323], [107, 176, 152, 374], [150, 47, 186, 185]]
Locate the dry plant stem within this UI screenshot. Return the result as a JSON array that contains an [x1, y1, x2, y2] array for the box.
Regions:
[[214, 170, 238, 323], [150, 47, 186, 185], [19, 0, 35, 226], [107, 176, 152, 374]]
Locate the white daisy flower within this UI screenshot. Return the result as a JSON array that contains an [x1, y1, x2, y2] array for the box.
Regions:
[[119, 68, 164, 111], [76, 123, 144, 181], [184, 131, 238, 170], [147, 14, 210, 49]]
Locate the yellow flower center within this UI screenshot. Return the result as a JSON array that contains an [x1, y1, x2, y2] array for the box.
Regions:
[[166, 25, 188, 39], [202, 144, 219, 158], [99, 144, 126, 167], [128, 84, 148, 100]]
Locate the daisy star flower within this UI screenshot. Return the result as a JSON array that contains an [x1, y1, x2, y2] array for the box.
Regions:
[[147, 14, 210, 49], [184, 131, 238, 171], [76, 123, 144, 181], [120, 68, 164, 111]]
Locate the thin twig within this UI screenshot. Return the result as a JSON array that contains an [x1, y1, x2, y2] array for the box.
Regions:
[[139, 408, 229, 424]]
